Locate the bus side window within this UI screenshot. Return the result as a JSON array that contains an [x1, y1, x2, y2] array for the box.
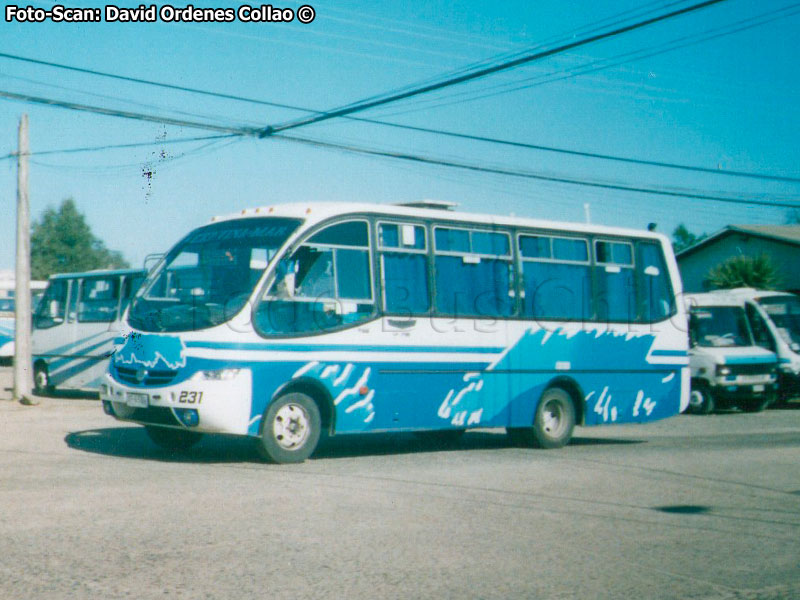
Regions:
[[518, 234, 591, 321], [594, 240, 635, 323], [636, 242, 675, 323], [379, 223, 429, 316], [77, 277, 120, 323], [433, 227, 514, 318], [746, 303, 775, 351], [34, 279, 68, 329]]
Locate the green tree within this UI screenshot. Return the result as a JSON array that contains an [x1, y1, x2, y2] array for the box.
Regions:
[[706, 254, 780, 290], [672, 223, 706, 253], [31, 198, 129, 280]]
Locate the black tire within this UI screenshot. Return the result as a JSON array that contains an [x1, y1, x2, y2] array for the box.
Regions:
[[507, 387, 576, 449], [33, 362, 52, 395], [688, 384, 715, 415], [257, 392, 321, 464], [145, 426, 203, 451]]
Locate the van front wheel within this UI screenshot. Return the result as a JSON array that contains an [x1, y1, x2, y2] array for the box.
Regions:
[[689, 384, 714, 415]]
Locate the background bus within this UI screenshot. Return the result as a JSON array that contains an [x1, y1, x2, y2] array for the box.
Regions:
[[32, 268, 146, 392], [100, 202, 688, 462], [0, 275, 47, 365]]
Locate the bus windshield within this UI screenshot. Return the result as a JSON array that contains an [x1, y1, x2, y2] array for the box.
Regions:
[[757, 295, 800, 349], [690, 306, 753, 348], [129, 217, 302, 332]]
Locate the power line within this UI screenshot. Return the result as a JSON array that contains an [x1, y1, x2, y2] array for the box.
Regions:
[[0, 134, 239, 162], [265, 0, 729, 134], [274, 133, 800, 209], [3, 85, 796, 209], [4, 36, 798, 183], [0, 89, 257, 135]]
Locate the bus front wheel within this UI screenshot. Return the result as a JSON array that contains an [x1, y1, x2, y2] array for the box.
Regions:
[[258, 392, 321, 464], [508, 387, 576, 449]]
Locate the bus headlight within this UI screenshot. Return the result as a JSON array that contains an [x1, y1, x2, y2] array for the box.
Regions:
[[716, 365, 731, 376], [190, 368, 241, 381]]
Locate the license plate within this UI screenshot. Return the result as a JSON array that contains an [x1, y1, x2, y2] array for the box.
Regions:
[[127, 392, 149, 408], [753, 384, 765, 393]]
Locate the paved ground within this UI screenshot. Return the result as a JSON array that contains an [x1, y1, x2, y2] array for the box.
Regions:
[[0, 368, 798, 599]]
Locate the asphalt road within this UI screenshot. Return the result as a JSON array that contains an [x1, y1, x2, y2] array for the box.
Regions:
[[0, 371, 798, 599]]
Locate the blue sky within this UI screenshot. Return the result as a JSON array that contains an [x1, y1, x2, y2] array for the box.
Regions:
[[1, 0, 799, 270]]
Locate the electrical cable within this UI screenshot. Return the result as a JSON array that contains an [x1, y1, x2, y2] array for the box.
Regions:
[[265, 0, 729, 134]]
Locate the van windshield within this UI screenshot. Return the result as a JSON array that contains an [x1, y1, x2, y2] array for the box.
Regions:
[[128, 217, 302, 332], [689, 306, 753, 347], [757, 295, 800, 349]]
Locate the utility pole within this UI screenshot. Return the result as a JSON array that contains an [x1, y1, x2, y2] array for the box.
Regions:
[[13, 114, 35, 406]]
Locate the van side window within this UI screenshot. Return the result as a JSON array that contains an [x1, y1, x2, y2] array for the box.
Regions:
[[256, 220, 375, 335], [78, 277, 121, 323], [745, 303, 775, 351], [34, 279, 69, 329]]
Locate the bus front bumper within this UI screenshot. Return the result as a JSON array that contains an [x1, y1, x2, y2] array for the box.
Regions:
[[100, 369, 253, 435]]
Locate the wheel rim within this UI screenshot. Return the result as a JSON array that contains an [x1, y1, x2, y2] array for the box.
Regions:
[[689, 389, 704, 408], [272, 403, 311, 450], [35, 368, 48, 390], [541, 397, 567, 438]]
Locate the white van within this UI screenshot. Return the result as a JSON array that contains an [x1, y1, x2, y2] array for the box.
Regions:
[[723, 288, 800, 403], [686, 292, 778, 414], [32, 268, 145, 392]]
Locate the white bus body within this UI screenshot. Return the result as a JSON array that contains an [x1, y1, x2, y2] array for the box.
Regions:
[[0, 277, 47, 362], [32, 269, 146, 392], [99, 202, 689, 462]]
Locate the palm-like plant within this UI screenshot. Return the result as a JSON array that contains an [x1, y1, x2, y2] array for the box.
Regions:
[[705, 254, 781, 290]]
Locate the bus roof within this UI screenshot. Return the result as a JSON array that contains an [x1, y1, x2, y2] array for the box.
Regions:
[[48, 268, 147, 281], [208, 202, 670, 245]]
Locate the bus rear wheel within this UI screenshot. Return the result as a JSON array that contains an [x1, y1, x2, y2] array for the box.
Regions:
[[145, 426, 203, 451], [257, 392, 321, 464], [33, 363, 52, 395], [508, 387, 576, 449]]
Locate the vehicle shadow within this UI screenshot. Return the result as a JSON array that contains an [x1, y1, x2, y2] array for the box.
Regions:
[[66, 426, 643, 463], [35, 389, 99, 400]]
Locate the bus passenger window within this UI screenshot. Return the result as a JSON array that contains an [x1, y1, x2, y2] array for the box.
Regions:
[[636, 242, 674, 323], [594, 240, 635, 323], [433, 227, 513, 318], [379, 222, 429, 315], [519, 234, 591, 321], [78, 277, 120, 323]]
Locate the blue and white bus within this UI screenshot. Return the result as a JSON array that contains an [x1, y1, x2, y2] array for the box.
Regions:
[[100, 202, 689, 462], [32, 268, 146, 392], [0, 276, 47, 364]]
